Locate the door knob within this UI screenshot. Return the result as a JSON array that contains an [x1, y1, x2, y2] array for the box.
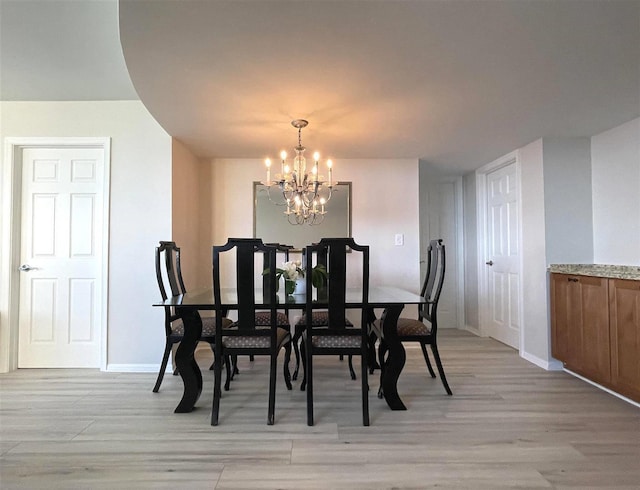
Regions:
[[19, 264, 35, 272], [485, 260, 494, 266]]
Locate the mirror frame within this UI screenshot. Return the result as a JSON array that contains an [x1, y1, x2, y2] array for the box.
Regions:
[[253, 181, 352, 251]]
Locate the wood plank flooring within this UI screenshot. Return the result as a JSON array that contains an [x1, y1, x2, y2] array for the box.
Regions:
[[1, 329, 638, 489]]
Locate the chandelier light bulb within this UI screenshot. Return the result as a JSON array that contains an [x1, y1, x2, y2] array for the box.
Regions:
[[265, 158, 271, 183], [280, 150, 287, 160], [313, 151, 320, 161]]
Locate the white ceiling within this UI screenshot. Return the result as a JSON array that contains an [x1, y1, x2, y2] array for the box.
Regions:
[[2, 0, 639, 173]]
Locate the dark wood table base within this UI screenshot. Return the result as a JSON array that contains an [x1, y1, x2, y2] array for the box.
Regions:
[[173, 308, 203, 413], [377, 304, 407, 410]]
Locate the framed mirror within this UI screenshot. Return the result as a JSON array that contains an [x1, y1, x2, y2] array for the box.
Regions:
[[253, 182, 352, 250]]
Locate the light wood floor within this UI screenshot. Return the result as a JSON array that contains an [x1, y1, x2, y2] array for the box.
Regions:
[[1, 329, 638, 489]]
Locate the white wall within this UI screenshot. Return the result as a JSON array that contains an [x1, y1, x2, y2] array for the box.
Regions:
[[543, 138, 593, 264], [519, 139, 552, 366], [209, 158, 421, 316], [462, 172, 478, 330], [0, 101, 172, 369], [592, 117, 640, 265]]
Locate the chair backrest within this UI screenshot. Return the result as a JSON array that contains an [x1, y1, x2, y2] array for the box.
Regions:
[[212, 238, 278, 332], [155, 241, 187, 300], [419, 239, 446, 329], [304, 237, 369, 329], [263, 243, 293, 294], [155, 241, 187, 335]]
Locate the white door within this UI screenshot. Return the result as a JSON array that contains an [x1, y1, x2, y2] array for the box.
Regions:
[[485, 162, 520, 348], [18, 147, 105, 367]]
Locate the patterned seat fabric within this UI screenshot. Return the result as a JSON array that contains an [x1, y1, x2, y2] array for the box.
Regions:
[[396, 317, 431, 337], [296, 311, 353, 327], [222, 327, 290, 349], [172, 316, 234, 336], [311, 334, 361, 349], [254, 311, 290, 327]]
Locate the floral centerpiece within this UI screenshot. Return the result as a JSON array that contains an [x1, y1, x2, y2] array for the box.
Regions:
[[264, 260, 328, 295]]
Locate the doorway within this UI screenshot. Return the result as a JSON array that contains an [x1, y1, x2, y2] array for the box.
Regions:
[[1, 138, 110, 371], [476, 151, 523, 351]]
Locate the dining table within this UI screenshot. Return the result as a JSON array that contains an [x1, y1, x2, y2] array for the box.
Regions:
[[155, 285, 426, 414]]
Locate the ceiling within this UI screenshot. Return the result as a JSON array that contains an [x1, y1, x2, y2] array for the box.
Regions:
[[2, 1, 639, 174]]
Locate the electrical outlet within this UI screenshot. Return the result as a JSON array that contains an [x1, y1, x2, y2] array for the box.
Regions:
[[394, 234, 404, 246]]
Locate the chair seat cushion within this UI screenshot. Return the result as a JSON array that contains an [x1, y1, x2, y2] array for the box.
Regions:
[[222, 327, 290, 349], [296, 311, 353, 327], [311, 334, 362, 349], [373, 317, 431, 337], [254, 311, 291, 327], [172, 316, 234, 337], [396, 318, 431, 336]]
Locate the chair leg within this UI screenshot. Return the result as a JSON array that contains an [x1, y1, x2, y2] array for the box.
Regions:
[[306, 342, 314, 426], [361, 349, 370, 426], [231, 355, 239, 378], [420, 343, 437, 378], [348, 355, 357, 380], [430, 342, 452, 395], [152, 340, 173, 393], [300, 340, 307, 391], [267, 352, 278, 425], [368, 331, 380, 374], [224, 355, 232, 391], [291, 327, 303, 380], [211, 350, 223, 426], [283, 342, 293, 390], [209, 342, 216, 370]]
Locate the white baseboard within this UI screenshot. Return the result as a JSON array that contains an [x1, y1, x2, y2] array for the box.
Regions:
[[564, 368, 640, 408], [520, 350, 563, 371], [462, 324, 481, 336], [105, 364, 169, 373]]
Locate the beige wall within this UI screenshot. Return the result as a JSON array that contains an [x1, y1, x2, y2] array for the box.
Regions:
[[171, 139, 212, 289], [208, 158, 422, 314]]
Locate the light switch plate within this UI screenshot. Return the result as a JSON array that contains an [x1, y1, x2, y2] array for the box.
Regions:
[[394, 234, 404, 246]]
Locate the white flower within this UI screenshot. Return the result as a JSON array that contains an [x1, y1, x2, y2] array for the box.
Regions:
[[281, 260, 304, 281]]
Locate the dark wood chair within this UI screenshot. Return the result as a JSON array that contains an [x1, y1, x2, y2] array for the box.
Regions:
[[292, 247, 356, 382], [227, 243, 293, 379], [300, 237, 370, 426], [153, 241, 232, 393], [377, 238, 452, 395], [211, 238, 293, 425]]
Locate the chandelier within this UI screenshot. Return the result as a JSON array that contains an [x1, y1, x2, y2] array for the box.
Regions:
[[262, 119, 334, 225]]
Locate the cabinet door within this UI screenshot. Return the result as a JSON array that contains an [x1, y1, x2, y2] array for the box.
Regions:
[[578, 276, 610, 385], [550, 273, 572, 362], [550, 273, 610, 384], [609, 279, 640, 402]]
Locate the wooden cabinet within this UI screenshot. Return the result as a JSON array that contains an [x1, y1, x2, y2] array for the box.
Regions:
[[550, 273, 610, 385], [609, 279, 640, 402], [550, 272, 640, 402]]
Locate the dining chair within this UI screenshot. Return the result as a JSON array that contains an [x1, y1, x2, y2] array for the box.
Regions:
[[211, 238, 293, 425], [300, 237, 370, 426], [376, 238, 452, 395], [291, 246, 356, 382], [227, 243, 293, 380], [153, 241, 232, 393]]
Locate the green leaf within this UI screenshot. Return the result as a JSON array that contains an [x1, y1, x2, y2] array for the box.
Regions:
[[311, 264, 328, 288]]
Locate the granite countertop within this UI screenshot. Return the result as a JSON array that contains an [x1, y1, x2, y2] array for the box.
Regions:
[[549, 264, 640, 280]]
